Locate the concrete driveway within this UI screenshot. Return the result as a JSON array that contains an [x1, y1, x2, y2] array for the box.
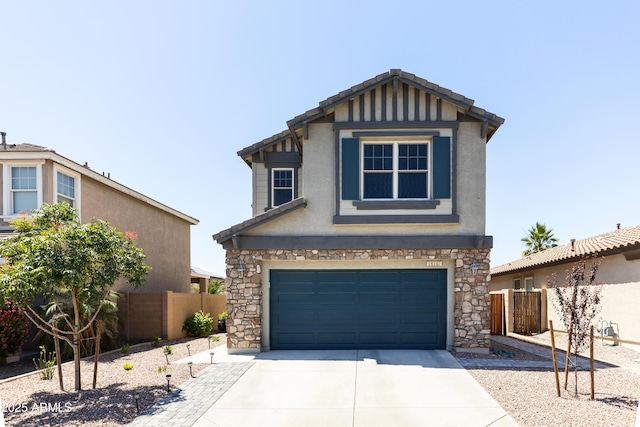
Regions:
[[193, 349, 518, 427]]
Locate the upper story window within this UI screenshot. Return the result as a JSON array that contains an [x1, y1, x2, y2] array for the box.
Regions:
[[11, 166, 38, 213], [56, 171, 76, 206], [362, 142, 428, 199], [272, 168, 293, 206]]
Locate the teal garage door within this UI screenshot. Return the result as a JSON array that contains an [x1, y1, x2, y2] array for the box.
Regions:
[[269, 269, 447, 350]]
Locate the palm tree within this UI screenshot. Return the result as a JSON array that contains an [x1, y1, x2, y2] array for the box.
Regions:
[[521, 222, 559, 256]]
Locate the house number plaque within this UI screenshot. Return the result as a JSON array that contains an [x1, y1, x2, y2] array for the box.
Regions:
[[425, 260, 443, 267]]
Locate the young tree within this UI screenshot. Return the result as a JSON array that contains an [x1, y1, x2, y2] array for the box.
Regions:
[[547, 254, 603, 397], [0, 203, 150, 391], [521, 222, 559, 256]]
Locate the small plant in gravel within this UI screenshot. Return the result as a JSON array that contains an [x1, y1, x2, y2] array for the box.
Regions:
[[151, 336, 162, 347], [183, 310, 213, 337], [123, 362, 133, 371], [164, 345, 172, 355], [120, 344, 130, 354], [33, 345, 56, 380], [156, 364, 167, 374]]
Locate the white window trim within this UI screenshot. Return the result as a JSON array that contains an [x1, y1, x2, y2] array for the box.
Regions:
[[360, 140, 431, 201], [53, 164, 81, 217], [271, 168, 294, 207], [2, 161, 44, 218], [524, 276, 534, 292]]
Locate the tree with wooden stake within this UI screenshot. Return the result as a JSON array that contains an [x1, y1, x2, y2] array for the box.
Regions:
[[547, 253, 602, 397], [0, 203, 149, 391]]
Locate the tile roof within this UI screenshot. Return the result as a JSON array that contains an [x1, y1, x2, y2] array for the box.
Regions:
[[212, 197, 307, 243], [491, 226, 640, 275], [1, 143, 54, 152]]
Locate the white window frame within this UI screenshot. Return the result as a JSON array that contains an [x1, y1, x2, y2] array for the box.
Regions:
[[2, 161, 44, 217], [524, 276, 534, 292], [360, 141, 430, 200], [513, 277, 522, 290], [271, 168, 294, 207], [54, 165, 81, 215]]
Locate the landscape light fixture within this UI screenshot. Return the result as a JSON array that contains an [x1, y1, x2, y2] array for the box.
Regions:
[[238, 264, 246, 278], [166, 374, 172, 392], [208, 336, 212, 349], [470, 263, 478, 276], [187, 344, 191, 356], [210, 351, 215, 364], [134, 392, 140, 414], [188, 361, 193, 377], [164, 349, 170, 365]]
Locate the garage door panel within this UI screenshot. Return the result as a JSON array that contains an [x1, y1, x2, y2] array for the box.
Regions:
[[270, 269, 447, 350], [317, 332, 357, 344]]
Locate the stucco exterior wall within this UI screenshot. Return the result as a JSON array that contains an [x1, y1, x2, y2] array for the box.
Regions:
[[81, 175, 192, 293]]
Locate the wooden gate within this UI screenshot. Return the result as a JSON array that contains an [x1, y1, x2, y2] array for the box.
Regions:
[[490, 293, 504, 335], [513, 291, 541, 335]]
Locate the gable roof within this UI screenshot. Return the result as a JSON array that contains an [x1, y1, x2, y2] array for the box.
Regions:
[[213, 197, 307, 244], [0, 143, 199, 225], [491, 226, 640, 275], [239, 69, 505, 160]]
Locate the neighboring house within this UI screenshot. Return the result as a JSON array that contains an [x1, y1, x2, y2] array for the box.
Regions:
[[191, 266, 225, 293], [490, 225, 640, 344], [213, 69, 504, 353], [0, 136, 199, 294]]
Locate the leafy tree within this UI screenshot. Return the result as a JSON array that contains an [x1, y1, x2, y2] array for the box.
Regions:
[[521, 222, 559, 256], [547, 254, 603, 396], [0, 203, 149, 390], [207, 279, 225, 294]]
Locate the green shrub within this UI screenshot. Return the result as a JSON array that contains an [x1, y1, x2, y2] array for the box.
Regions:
[[218, 311, 227, 332], [164, 345, 172, 354], [151, 336, 162, 348], [120, 344, 130, 354], [123, 362, 133, 371], [0, 300, 30, 365], [33, 345, 56, 380], [182, 311, 213, 337]]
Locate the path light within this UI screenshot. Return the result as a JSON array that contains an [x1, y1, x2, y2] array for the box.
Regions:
[[208, 336, 212, 349], [188, 361, 193, 377], [164, 349, 170, 365], [470, 263, 478, 276], [166, 374, 172, 392], [187, 344, 191, 356], [134, 392, 140, 414], [210, 351, 215, 364]]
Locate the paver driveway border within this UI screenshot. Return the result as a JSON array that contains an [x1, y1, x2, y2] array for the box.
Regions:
[[193, 349, 519, 427]]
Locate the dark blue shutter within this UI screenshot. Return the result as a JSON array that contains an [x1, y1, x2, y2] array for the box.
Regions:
[[341, 138, 360, 200], [432, 136, 451, 199]]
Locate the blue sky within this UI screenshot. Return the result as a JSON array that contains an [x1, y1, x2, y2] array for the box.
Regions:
[[1, 1, 639, 276]]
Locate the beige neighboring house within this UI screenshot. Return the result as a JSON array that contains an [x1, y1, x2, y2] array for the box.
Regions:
[[0, 137, 199, 293], [214, 69, 504, 353], [490, 225, 640, 344], [191, 266, 225, 293]]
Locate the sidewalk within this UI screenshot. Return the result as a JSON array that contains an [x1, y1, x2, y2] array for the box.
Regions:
[[128, 347, 255, 427]]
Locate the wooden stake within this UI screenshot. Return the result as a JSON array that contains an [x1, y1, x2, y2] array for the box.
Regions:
[[564, 323, 572, 390], [54, 334, 64, 391], [549, 321, 561, 397], [590, 325, 595, 400], [93, 323, 102, 389]]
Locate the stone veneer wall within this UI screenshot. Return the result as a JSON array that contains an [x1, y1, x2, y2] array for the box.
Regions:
[[224, 248, 491, 351]]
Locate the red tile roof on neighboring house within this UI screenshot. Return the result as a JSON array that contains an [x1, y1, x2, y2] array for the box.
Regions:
[[491, 226, 640, 275]]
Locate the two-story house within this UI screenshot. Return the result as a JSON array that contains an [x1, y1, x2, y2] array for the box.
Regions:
[[213, 70, 504, 353], [0, 135, 199, 294]]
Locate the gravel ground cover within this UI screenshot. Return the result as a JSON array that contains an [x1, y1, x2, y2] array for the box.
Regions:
[[0, 334, 226, 426], [455, 334, 640, 427], [1, 332, 638, 427]]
